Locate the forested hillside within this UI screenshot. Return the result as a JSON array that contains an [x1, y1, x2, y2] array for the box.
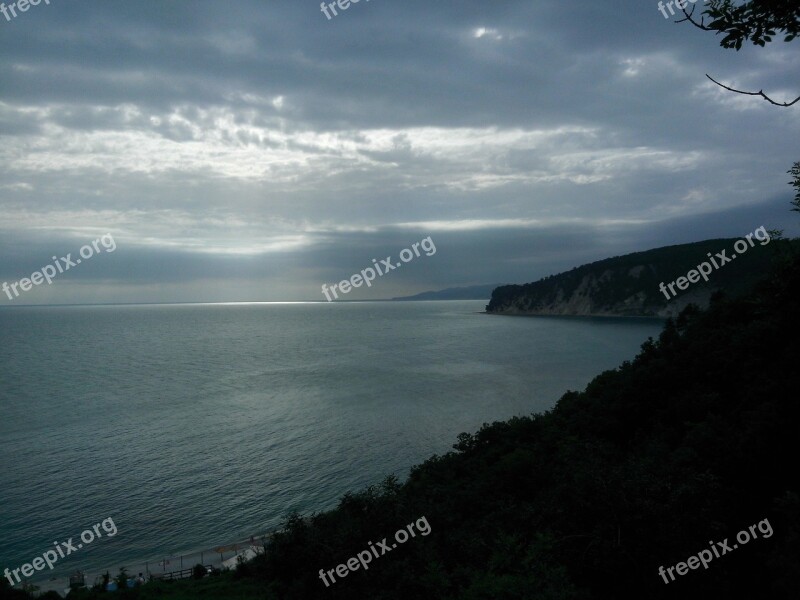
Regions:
[[485, 238, 792, 317]]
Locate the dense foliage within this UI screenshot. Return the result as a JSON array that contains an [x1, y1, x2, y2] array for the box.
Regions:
[[697, 0, 800, 48], [790, 162, 800, 212]]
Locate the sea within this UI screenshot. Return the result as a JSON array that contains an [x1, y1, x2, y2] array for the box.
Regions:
[[0, 301, 663, 591]]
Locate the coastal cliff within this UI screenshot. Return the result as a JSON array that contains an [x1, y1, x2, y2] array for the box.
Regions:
[[486, 238, 787, 317]]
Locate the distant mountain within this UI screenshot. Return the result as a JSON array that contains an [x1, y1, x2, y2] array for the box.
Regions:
[[486, 238, 792, 317], [392, 284, 505, 301]]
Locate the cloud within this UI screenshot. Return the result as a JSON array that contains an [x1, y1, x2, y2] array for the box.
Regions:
[[1, 0, 798, 304]]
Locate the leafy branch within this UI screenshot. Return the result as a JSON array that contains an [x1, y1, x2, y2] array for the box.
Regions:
[[678, 2, 800, 107]]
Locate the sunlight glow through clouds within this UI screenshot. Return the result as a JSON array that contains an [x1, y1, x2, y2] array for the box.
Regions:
[[0, 99, 706, 204], [393, 217, 652, 232], [0, 104, 623, 185], [473, 27, 503, 40], [621, 58, 646, 77]]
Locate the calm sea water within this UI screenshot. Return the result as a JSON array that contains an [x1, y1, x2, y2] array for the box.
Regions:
[[0, 302, 662, 584]]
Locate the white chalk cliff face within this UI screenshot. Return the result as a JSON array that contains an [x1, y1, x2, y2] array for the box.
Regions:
[[487, 266, 716, 318]]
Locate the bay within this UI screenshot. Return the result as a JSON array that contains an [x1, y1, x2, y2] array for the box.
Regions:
[[0, 301, 662, 583]]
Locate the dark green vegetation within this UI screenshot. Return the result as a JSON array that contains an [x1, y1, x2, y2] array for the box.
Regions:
[[791, 162, 800, 211], [485, 237, 794, 317], [683, 0, 800, 49], [7, 243, 792, 599]]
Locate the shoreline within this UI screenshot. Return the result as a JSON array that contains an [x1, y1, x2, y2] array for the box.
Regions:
[[482, 311, 667, 320], [16, 531, 277, 598]]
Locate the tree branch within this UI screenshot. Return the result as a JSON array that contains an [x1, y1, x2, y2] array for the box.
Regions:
[[705, 74, 800, 107], [678, 5, 714, 31]]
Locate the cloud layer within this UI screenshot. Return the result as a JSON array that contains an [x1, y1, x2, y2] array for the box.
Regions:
[[1, 0, 798, 303]]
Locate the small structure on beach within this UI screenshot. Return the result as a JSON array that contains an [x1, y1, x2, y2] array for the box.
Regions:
[[221, 545, 262, 570], [69, 571, 85, 589]]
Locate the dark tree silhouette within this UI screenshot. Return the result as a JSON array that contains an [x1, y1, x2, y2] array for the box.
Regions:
[[681, 0, 799, 48], [790, 161, 800, 212], [679, 0, 800, 106]]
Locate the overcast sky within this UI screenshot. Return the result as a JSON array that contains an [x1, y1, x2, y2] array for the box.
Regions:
[[1, 0, 798, 304]]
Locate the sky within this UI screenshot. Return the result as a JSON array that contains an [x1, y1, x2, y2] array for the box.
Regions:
[[1, 0, 799, 304]]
